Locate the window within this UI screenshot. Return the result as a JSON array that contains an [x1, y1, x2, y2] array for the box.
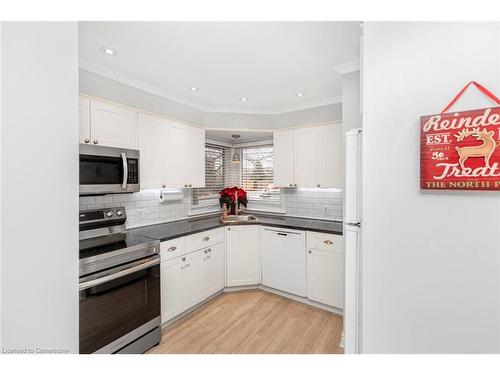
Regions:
[[240, 145, 281, 207], [191, 144, 230, 211]]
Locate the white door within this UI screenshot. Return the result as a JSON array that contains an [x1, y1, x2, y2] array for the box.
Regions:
[[225, 226, 260, 286], [181, 250, 205, 309], [307, 248, 344, 308], [90, 100, 138, 149], [317, 124, 344, 187], [164, 121, 187, 188], [203, 242, 225, 298], [138, 113, 167, 189], [161, 257, 183, 324], [273, 130, 295, 187], [79, 96, 91, 144], [185, 125, 206, 188], [293, 127, 317, 187]]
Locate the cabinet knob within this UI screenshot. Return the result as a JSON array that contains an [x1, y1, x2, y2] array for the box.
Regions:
[[227, 227, 231, 231], [84, 138, 90, 144], [189, 184, 192, 187], [294, 184, 297, 187], [317, 184, 320, 188], [184, 184, 188, 188], [308, 250, 312, 254], [161, 184, 166, 188], [289, 183, 293, 187], [208, 248, 211, 253], [181, 257, 186, 261], [93, 139, 99, 145]]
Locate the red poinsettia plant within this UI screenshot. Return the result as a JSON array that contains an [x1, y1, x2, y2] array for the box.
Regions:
[[219, 186, 248, 214]]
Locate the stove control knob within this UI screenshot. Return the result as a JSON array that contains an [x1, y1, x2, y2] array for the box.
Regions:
[[105, 210, 114, 218], [116, 210, 123, 217]]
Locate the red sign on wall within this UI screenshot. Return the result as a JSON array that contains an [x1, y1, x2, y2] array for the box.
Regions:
[[420, 82, 500, 190]]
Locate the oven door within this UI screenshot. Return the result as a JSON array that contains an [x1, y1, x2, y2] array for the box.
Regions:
[[79, 144, 140, 195], [79, 255, 160, 354]]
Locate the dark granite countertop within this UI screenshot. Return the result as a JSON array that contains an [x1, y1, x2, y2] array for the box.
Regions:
[[129, 213, 343, 242]]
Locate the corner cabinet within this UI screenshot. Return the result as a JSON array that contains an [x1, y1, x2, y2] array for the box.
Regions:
[[225, 226, 260, 287], [273, 123, 343, 188]]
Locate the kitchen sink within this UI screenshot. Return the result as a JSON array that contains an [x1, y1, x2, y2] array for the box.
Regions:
[[221, 215, 258, 224]]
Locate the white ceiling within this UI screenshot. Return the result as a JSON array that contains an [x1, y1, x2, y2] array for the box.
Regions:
[[206, 129, 273, 144], [79, 22, 361, 114]]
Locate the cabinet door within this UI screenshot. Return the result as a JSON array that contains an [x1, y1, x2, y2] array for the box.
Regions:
[[273, 130, 295, 187], [293, 127, 318, 187], [90, 100, 138, 149], [185, 125, 206, 188], [317, 124, 343, 187], [163, 120, 187, 188], [226, 226, 260, 287], [307, 249, 344, 308], [203, 242, 225, 297], [79, 96, 91, 144], [181, 250, 205, 309], [138, 114, 167, 189], [161, 257, 183, 324]]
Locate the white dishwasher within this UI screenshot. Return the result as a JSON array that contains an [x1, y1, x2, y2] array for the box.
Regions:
[[261, 227, 306, 297]]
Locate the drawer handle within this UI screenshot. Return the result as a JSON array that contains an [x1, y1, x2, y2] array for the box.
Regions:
[[202, 236, 210, 241], [324, 240, 333, 245], [167, 246, 177, 252]]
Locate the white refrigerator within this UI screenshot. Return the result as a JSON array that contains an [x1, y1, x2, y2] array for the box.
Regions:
[[343, 128, 362, 354]]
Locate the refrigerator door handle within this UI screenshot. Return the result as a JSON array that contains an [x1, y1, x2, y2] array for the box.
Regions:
[[345, 222, 361, 228]]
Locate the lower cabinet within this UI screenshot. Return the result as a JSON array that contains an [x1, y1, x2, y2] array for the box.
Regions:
[[306, 232, 344, 309], [160, 230, 226, 324], [225, 226, 260, 287]]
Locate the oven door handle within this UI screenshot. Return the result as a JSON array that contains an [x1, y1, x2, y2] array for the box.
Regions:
[[121, 152, 128, 189], [79, 257, 160, 291]]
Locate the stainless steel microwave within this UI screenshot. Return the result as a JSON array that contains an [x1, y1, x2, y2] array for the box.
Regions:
[[79, 144, 140, 196]]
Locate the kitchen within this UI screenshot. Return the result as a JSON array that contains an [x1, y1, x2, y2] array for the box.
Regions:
[[1, 9, 499, 368], [77, 21, 359, 354]]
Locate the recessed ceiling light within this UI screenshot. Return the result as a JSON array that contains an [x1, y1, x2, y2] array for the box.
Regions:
[[240, 97, 248, 102], [189, 87, 199, 91], [100, 47, 117, 56], [296, 92, 306, 97]]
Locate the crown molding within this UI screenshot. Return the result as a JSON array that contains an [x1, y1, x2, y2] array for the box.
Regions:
[[79, 60, 342, 116], [333, 60, 360, 75]]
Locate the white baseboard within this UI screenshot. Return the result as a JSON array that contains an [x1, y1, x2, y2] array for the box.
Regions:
[[163, 284, 343, 328]]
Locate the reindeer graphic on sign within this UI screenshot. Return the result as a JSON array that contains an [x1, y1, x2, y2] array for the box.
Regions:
[[454, 127, 498, 169]]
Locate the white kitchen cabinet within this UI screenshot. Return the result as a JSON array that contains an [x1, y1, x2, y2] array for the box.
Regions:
[[90, 100, 138, 149], [138, 113, 168, 189], [161, 257, 183, 323], [273, 124, 343, 188], [294, 127, 318, 187], [184, 125, 206, 188], [306, 232, 344, 308], [202, 242, 225, 297], [225, 226, 260, 287], [273, 129, 295, 187], [79, 96, 91, 144], [181, 249, 205, 309], [163, 120, 187, 188], [316, 125, 343, 187]]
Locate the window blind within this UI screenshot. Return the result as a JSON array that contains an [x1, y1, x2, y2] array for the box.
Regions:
[[191, 144, 229, 207], [240, 146, 280, 204]]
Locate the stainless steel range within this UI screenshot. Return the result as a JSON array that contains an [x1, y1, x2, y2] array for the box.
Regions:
[[79, 206, 161, 354]]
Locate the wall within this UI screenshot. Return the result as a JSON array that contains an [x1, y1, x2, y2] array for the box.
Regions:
[[80, 69, 342, 129], [341, 71, 362, 131], [282, 188, 343, 221], [362, 22, 500, 353], [79, 190, 190, 228], [1, 23, 79, 353]]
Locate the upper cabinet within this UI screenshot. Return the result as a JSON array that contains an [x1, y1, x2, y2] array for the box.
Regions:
[[79, 96, 138, 149], [90, 100, 138, 149], [137, 113, 205, 190], [273, 124, 343, 188], [80, 96, 205, 190]]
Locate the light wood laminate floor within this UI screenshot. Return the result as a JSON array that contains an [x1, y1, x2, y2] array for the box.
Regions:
[[147, 289, 344, 354]]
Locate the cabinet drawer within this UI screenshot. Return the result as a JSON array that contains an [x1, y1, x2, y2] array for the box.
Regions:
[[186, 228, 225, 252], [160, 237, 186, 261], [307, 231, 343, 253]]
